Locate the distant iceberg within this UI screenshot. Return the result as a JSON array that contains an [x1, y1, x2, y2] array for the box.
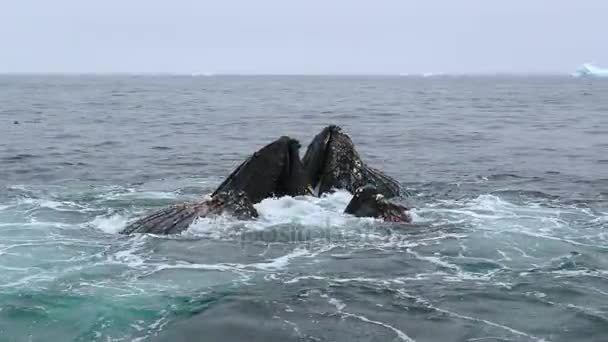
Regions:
[[191, 72, 215, 77], [572, 63, 608, 77]]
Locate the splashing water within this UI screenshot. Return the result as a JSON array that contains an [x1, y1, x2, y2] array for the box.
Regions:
[[1, 180, 606, 341]]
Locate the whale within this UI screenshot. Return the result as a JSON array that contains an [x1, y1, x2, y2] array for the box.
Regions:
[[120, 136, 311, 234], [213, 136, 311, 203], [120, 127, 409, 235], [302, 125, 401, 198], [344, 184, 411, 223], [120, 190, 258, 235]]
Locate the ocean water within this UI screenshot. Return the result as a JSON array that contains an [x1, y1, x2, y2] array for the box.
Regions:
[[0, 75, 607, 342]]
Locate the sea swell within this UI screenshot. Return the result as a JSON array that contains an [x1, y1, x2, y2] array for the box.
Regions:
[[1, 174, 606, 340], [1, 75, 608, 341]]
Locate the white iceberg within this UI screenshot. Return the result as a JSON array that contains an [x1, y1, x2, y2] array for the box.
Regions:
[[572, 63, 608, 77]]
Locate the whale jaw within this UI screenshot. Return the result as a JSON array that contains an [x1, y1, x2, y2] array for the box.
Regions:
[[213, 136, 311, 204], [120, 190, 258, 235], [303, 125, 401, 198]]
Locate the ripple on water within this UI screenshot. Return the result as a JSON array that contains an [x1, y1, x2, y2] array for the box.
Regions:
[[1, 170, 607, 340]]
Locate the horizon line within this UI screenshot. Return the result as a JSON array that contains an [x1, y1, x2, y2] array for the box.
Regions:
[[0, 71, 577, 77]]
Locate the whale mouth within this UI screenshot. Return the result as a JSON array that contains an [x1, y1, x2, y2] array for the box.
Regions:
[[278, 137, 311, 197], [303, 125, 402, 198], [213, 136, 310, 203], [302, 125, 357, 196]]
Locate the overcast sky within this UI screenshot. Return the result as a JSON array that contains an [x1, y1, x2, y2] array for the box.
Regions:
[[1, 0, 607, 74]]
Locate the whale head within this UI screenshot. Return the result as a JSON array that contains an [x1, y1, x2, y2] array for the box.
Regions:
[[302, 125, 401, 197], [344, 184, 411, 223], [302, 125, 359, 195], [213, 136, 311, 203]]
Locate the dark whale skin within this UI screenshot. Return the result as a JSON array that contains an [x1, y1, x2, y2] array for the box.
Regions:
[[120, 136, 311, 235], [303, 125, 401, 198], [120, 191, 257, 235], [344, 185, 411, 223], [213, 136, 311, 204]]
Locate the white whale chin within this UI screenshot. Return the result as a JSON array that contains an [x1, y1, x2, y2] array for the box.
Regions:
[[573, 63, 608, 77]]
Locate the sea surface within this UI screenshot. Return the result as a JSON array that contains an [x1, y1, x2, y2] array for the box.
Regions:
[[0, 75, 607, 342]]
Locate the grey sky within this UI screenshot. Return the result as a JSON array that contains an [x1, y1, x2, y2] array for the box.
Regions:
[[1, 0, 607, 74]]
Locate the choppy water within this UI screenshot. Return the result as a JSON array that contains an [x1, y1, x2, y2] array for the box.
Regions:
[[1, 75, 607, 342]]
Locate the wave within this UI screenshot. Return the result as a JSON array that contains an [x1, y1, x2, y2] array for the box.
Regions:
[[90, 214, 131, 234]]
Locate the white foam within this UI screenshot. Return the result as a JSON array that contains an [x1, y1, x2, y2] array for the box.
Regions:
[[431, 306, 544, 341], [319, 291, 416, 341], [104, 237, 151, 269], [18, 198, 91, 212], [341, 312, 417, 342], [418, 194, 606, 251], [187, 214, 250, 237], [147, 247, 311, 276], [284, 275, 328, 284], [111, 249, 146, 268], [90, 214, 130, 234], [250, 191, 353, 228], [101, 189, 415, 237], [395, 289, 544, 341], [153, 262, 240, 273], [408, 209, 431, 223], [188, 191, 356, 236], [250, 248, 311, 270], [103, 190, 180, 201], [496, 249, 512, 261], [407, 248, 460, 271], [328, 297, 346, 311]]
